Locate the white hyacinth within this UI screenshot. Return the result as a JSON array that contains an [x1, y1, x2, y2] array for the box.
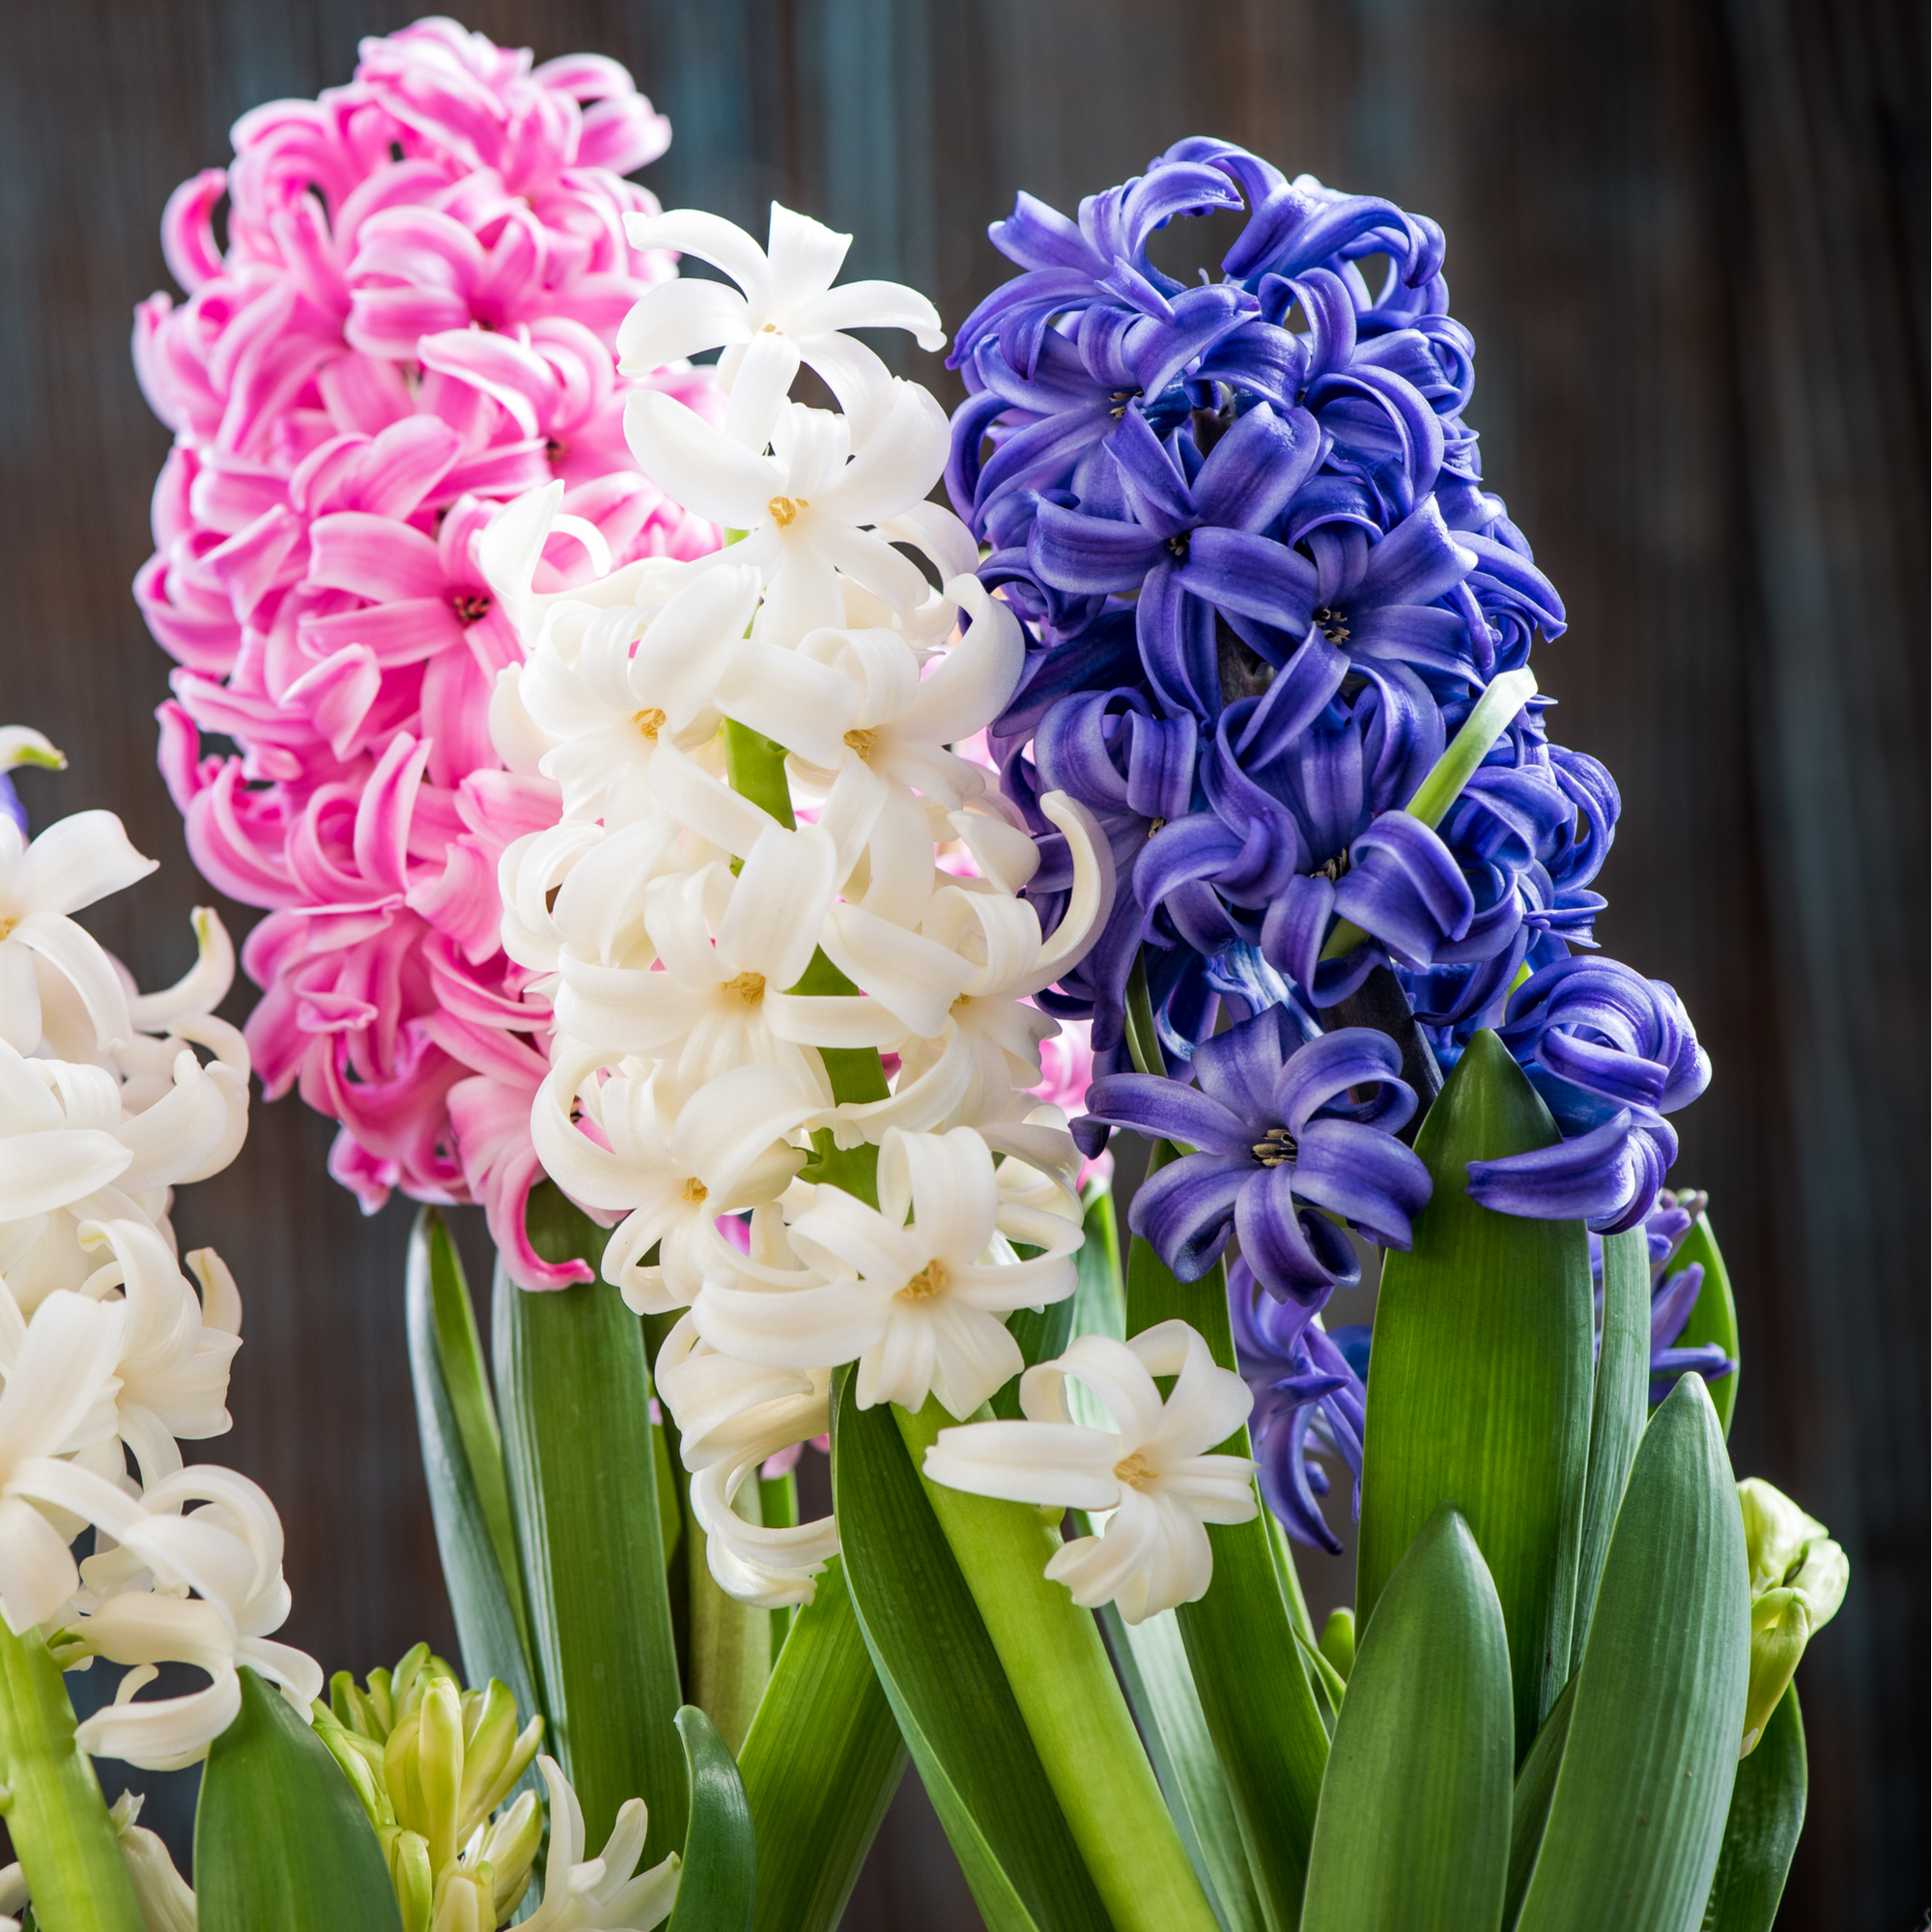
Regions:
[[484, 204, 1246, 1625], [0, 740, 318, 1771]]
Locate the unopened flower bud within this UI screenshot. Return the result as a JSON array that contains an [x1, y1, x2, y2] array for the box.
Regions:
[[384, 1825, 434, 1932], [1736, 1478, 1847, 1756]]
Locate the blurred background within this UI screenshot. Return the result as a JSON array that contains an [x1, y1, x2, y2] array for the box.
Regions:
[[0, 0, 1922, 1923]]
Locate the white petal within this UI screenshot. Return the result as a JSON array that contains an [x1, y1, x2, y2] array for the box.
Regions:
[[923, 1419, 1121, 1510], [616, 277, 752, 375], [0, 1128, 132, 1219], [693, 1277, 886, 1372], [623, 391, 778, 528], [14, 915, 134, 1051], [625, 209, 773, 298], [820, 904, 975, 1038], [718, 329, 803, 450], [718, 827, 834, 992], [128, 907, 235, 1031], [1020, 791, 1116, 993], [16, 810, 156, 918], [789, 280, 946, 352]]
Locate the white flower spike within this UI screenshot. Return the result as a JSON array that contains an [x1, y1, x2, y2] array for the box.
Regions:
[[923, 1321, 1261, 1625]]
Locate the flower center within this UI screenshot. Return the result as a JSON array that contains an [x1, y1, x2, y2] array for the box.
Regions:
[[761, 322, 780, 332], [1147, 817, 1166, 837], [681, 1177, 708, 1205], [1252, 1125, 1298, 1168], [1165, 531, 1191, 560], [544, 437, 566, 463], [1314, 606, 1351, 643], [0, 917, 15, 942], [1114, 1451, 1158, 1490], [632, 707, 667, 741], [1313, 849, 1350, 883], [843, 726, 878, 761], [768, 496, 807, 527], [722, 971, 766, 1006], [1108, 386, 1141, 420], [897, 1260, 949, 1302], [453, 591, 494, 626]]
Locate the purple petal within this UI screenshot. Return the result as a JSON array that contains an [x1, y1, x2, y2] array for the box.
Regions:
[[1128, 1151, 1251, 1280], [1292, 1119, 1432, 1244], [1352, 496, 1475, 611], [1103, 407, 1194, 530], [1174, 528, 1318, 633], [1189, 1007, 1290, 1125], [1028, 499, 1169, 594], [1235, 1164, 1346, 1298], [1271, 1028, 1407, 1133], [1649, 1262, 1705, 1351], [1189, 404, 1324, 534], [1084, 1074, 1253, 1156]]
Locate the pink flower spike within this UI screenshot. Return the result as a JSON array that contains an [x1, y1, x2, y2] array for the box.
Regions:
[[133, 21, 720, 1270]]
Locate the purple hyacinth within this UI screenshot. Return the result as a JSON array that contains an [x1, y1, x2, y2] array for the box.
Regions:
[[957, 133, 1707, 1238], [1074, 1007, 1432, 1301], [1229, 1256, 1369, 1553]]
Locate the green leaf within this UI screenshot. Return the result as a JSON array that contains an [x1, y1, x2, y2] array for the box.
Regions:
[[688, 1473, 772, 1754], [0, 1622, 144, 1932], [833, 1375, 1115, 1932], [737, 1558, 905, 1932], [1502, 1675, 1576, 1930], [668, 1706, 755, 1932], [195, 1668, 402, 1932], [1301, 1507, 1514, 1932], [1357, 1031, 1595, 1758], [1698, 1685, 1805, 1931], [1514, 1376, 1750, 1931], [404, 1208, 538, 1719], [1662, 1208, 1740, 1436], [1100, 1604, 1266, 1932], [1572, 1226, 1650, 1658], [496, 1185, 686, 1865], [1125, 1193, 1330, 1929]]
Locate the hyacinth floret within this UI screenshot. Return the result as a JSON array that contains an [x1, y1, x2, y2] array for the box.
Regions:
[[954, 135, 1708, 1243], [132, 19, 724, 1287]]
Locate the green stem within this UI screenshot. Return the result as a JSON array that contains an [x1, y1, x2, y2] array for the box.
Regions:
[[1320, 666, 1539, 962], [893, 1399, 1221, 1932], [0, 1624, 144, 1932], [1124, 952, 1164, 1077], [688, 1476, 773, 1754]]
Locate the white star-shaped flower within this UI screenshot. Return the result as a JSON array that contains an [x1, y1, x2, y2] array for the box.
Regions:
[[619, 201, 944, 447], [923, 1321, 1260, 1624]]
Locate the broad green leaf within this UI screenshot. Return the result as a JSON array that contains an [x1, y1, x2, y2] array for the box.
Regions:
[[1515, 1376, 1749, 1932], [1302, 1507, 1513, 1932], [1572, 1226, 1650, 1658], [834, 1375, 1115, 1932], [737, 1558, 905, 1932], [0, 1622, 144, 1932], [496, 1185, 686, 1864], [404, 1208, 538, 1719], [195, 1668, 401, 1932], [1699, 1685, 1805, 1931], [668, 1706, 755, 1932], [1502, 1675, 1576, 1930], [1357, 1031, 1595, 1758], [1101, 1603, 1266, 1932], [1663, 1208, 1741, 1436], [1126, 1195, 1330, 1929]]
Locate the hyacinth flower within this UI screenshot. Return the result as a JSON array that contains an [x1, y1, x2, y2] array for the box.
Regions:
[[1228, 1256, 1368, 1552], [1075, 1007, 1432, 1301], [1461, 954, 1711, 1232], [134, 20, 725, 1285]]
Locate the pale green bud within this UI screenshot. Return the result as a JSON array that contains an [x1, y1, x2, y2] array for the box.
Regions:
[[456, 1679, 543, 1834], [1736, 1477, 1848, 1756], [473, 1788, 544, 1919], [310, 1701, 395, 1833], [1319, 1606, 1356, 1683], [383, 1825, 434, 1932], [417, 1678, 468, 1879], [431, 1866, 497, 1932]]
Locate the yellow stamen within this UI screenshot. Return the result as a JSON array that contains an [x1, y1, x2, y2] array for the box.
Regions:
[[722, 971, 766, 1005], [1114, 1451, 1158, 1491], [768, 496, 806, 527], [681, 1177, 709, 1204], [897, 1260, 949, 1302], [843, 726, 878, 761], [632, 707, 667, 741]]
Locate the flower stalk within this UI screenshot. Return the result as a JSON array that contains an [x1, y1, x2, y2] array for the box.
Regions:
[[0, 1621, 146, 1932], [893, 1398, 1222, 1932]]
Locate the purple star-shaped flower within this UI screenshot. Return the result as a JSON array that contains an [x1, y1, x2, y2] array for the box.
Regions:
[[1074, 1006, 1433, 1300]]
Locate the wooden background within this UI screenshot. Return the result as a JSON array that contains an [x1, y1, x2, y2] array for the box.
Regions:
[[0, 0, 1922, 1923]]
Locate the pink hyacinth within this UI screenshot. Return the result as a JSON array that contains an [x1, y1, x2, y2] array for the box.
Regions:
[[134, 18, 722, 1286]]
